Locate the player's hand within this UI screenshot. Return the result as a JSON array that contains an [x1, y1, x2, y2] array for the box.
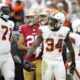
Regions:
[[64, 60, 68, 68], [69, 62, 76, 75], [23, 60, 36, 72]]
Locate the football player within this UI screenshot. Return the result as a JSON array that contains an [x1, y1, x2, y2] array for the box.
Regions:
[[18, 9, 42, 80], [0, 3, 15, 80], [26, 12, 76, 80], [39, 8, 53, 25], [69, 19, 80, 80]]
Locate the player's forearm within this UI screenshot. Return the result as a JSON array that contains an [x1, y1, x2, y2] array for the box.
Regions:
[[18, 43, 28, 51], [70, 51, 75, 63], [65, 34, 75, 63], [26, 44, 38, 60]]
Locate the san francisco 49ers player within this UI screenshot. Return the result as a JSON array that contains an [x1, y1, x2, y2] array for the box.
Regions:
[[18, 9, 42, 80], [69, 19, 80, 80], [0, 3, 15, 80], [39, 8, 53, 25], [26, 12, 76, 80]]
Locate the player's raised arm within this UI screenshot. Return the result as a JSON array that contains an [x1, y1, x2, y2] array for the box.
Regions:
[[26, 29, 43, 60], [65, 33, 75, 63]]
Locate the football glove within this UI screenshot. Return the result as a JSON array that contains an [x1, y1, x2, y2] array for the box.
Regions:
[[69, 62, 76, 75], [23, 60, 36, 72]]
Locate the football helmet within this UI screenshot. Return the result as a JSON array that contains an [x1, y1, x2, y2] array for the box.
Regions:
[[72, 19, 80, 34], [0, 3, 10, 19], [49, 12, 65, 31], [40, 8, 53, 25], [25, 9, 39, 26]]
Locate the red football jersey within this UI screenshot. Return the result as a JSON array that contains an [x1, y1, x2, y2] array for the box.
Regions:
[[19, 24, 42, 61]]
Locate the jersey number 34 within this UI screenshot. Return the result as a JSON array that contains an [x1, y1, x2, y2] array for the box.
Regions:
[[46, 38, 63, 52]]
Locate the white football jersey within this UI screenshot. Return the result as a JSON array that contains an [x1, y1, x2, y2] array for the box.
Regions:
[[39, 25, 70, 60], [69, 32, 80, 60], [0, 18, 14, 53]]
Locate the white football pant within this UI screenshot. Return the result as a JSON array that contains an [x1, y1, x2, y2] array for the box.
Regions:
[[0, 53, 15, 80], [42, 57, 66, 80]]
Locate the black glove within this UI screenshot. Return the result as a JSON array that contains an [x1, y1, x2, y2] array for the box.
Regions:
[[23, 60, 36, 72], [69, 62, 76, 74]]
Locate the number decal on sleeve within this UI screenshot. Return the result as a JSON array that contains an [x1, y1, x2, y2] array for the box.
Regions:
[[1, 25, 12, 41], [46, 38, 63, 52]]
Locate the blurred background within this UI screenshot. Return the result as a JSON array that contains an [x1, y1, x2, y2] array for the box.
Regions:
[[1, 0, 80, 31]]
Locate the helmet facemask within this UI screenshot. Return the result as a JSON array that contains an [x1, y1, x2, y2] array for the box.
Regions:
[[40, 15, 49, 25], [49, 17, 62, 31], [26, 15, 36, 26]]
